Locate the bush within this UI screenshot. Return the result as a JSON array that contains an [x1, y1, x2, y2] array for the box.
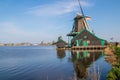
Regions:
[[114, 47, 120, 56], [107, 64, 120, 80]]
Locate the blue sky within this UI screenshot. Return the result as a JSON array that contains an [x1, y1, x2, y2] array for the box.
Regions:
[[0, 0, 120, 43]]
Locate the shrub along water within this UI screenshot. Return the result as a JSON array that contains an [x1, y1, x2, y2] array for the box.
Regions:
[[114, 46, 120, 56], [107, 46, 120, 80], [107, 64, 120, 80]]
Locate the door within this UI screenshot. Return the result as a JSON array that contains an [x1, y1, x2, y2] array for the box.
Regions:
[[83, 40, 88, 46], [101, 40, 105, 46]]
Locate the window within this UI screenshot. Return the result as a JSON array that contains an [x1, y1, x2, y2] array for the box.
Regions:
[[87, 40, 90, 44], [84, 36, 87, 39]]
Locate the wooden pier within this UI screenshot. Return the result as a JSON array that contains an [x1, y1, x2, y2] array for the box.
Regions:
[[72, 45, 107, 50], [56, 45, 106, 52]]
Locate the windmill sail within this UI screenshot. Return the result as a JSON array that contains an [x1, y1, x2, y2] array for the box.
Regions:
[[77, 0, 90, 31]]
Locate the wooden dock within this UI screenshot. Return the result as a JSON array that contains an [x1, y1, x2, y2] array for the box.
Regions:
[[72, 45, 107, 50], [56, 45, 107, 51], [72, 49, 104, 52]]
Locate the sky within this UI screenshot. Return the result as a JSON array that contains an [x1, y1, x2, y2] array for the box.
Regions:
[[0, 0, 120, 43]]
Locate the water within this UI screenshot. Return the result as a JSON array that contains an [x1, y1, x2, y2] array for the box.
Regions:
[[0, 46, 111, 80]]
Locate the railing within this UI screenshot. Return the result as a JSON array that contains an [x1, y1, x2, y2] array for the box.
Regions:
[[72, 45, 106, 48], [72, 45, 107, 51]]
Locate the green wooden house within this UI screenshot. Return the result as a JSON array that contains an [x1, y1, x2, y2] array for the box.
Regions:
[[67, 14, 107, 49], [56, 36, 67, 48]]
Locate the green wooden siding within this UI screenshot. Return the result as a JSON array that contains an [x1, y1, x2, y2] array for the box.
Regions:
[[76, 40, 79, 46], [101, 40, 105, 46], [78, 39, 82, 46], [83, 41, 88, 46], [76, 39, 82, 46]]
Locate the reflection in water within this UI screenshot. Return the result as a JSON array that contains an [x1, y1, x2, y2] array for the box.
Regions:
[[55, 50, 109, 80], [71, 51, 104, 80], [56, 50, 66, 59]]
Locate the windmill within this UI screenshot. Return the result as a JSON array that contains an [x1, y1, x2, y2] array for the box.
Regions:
[[77, 0, 90, 30], [67, 0, 107, 48], [67, 0, 91, 36]]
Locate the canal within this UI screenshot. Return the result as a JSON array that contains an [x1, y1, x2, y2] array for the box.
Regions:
[[0, 46, 111, 80]]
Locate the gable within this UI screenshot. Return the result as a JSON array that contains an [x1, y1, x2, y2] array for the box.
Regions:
[[72, 29, 105, 42], [71, 29, 107, 46]]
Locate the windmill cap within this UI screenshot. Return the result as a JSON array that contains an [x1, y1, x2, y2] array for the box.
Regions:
[[75, 14, 91, 20]]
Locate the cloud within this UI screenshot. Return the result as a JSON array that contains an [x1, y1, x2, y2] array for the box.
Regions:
[[27, 0, 91, 16], [0, 21, 58, 42], [0, 22, 36, 42], [0, 22, 30, 36]]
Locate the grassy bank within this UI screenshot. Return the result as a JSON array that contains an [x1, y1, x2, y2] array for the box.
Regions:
[[107, 46, 120, 80], [114, 46, 120, 57]]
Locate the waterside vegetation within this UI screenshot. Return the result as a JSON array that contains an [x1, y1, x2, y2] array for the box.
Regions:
[[106, 44, 120, 80]]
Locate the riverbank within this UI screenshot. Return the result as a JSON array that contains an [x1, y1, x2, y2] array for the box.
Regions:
[[104, 45, 120, 79]]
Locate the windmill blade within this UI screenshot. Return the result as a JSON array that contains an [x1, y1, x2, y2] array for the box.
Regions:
[[77, 0, 90, 31], [86, 16, 92, 20]]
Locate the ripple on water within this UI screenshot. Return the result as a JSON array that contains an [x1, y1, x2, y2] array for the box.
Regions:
[[0, 46, 112, 80]]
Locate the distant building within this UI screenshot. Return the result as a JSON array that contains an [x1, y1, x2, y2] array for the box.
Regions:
[[55, 36, 67, 48], [0, 43, 4, 46]]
